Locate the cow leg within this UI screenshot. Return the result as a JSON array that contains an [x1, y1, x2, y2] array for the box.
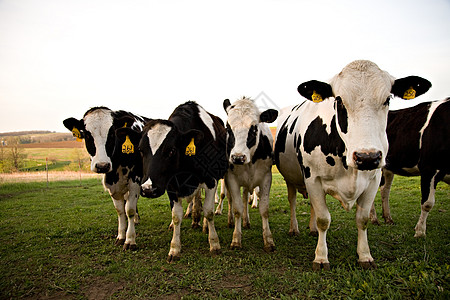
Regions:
[[415, 170, 440, 238], [309, 205, 318, 236], [203, 183, 221, 254], [355, 176, 378, 269], [215, 191, 225, 215], [191, 189, 202, 229], [380, 169, 395, 224], [123, 182, 139, 250], [251, 186, 259, 208], [259, 176, 275, 252], [309, 186, 330, 270], [227, 188, 234, 228], [242, 187, 251, 229], [228, 178, 243, 249], [168, 199, 183, 262], [287, 183, 299, 236], [112, 196, 127, 246]]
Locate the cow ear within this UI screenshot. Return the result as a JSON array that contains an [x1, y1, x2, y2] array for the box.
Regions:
[[63, 117, 85, 140], [223, 99, 232, 113], [115, 127, 141, 155], [114, 116, 135, 128], [180, 129, 204, 157], [298, 80, 333, 103], [391, 76, 432, 100], [260, 109, 278, 123]]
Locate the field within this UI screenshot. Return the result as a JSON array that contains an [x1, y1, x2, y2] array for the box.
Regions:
[[0, 173, 449, 299]]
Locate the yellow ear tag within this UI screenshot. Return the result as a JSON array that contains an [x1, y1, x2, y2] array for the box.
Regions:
[[185, 138, 196, 156], [123, 122, 127, 128], [311, 90, 323, 103], [403, 87, 416, 100], [122, 135, 134, 154], [72, 127, 82, 142]]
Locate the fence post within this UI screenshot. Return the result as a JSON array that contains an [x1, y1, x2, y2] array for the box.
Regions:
[[79, 157, 82, 186], [46, 157, 49, 188]]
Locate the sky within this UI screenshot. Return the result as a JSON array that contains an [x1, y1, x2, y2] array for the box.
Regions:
[[0, 0, 449, 133]]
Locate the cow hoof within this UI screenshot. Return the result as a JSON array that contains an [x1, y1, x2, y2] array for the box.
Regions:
[[385, 218, 395, 225], [230, 243, 242, 250], [123, 243, 137, 251], [359, 261, 377, 269], [264, 245, 276, 253], [370, 219, 381, 226], [288, 230, 299, 237], [210, 249, 222, 256], [215, 211, 222, 215], [227, 223, 234, 229], [312, 262, 330, 271], [309, 230, 318, 237], [191, 223, 200, 229], [243, 223, 251, 229], [167, 254, 181, 263], [115, 238, 125, 246]]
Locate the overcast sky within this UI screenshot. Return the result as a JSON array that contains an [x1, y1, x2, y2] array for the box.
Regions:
[[1, 0, 449, 133]]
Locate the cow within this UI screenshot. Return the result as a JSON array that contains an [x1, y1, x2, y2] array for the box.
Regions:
[[370, 98, 449, 237], [274, 60, 431, 270], [63, 107, 150, 250], [214, 182, 260, 228], [223, 97, 278, 252], [136, 101, 228, 262]]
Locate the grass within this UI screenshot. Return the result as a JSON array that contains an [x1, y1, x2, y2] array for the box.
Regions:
[[20, 148, 90, 172], [0, 174, 448, 299]]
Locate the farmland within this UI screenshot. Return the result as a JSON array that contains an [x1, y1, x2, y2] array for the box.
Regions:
[[0, 173, 448, 299]]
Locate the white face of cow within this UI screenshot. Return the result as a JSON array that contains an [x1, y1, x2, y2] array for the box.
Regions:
[[224, 97, 277, 165], [298, 60, 431, 171], [329, 61, 392, 169], [83, 109, 115, 173], [225, 98, 261, 165]]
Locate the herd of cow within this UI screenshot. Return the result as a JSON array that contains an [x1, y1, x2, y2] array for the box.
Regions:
[[63, 60, 449, 270]]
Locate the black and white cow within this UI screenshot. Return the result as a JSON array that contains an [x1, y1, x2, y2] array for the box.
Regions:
[[275, 60, 431, 270], [137, 101, 228, 262], [63, 107, 150, 250], [370, 98, 449, 237], [223, 97, 278, 252]]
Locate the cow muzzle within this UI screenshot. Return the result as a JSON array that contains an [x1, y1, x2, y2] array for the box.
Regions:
[[94, 162, 112, 173], [231, 154, 247, 165], [353, 151, 382, 171], [140, 186, 163, 198]]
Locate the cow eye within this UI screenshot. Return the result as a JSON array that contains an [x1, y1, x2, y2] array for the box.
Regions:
[[383, 97, 390, 106]]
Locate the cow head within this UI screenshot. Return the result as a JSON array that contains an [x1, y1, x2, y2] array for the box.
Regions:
[[298, 60, 431, 171], [139, 120, 203, 198], [223, 97, 278, 165], [63, 107, 135, 173]]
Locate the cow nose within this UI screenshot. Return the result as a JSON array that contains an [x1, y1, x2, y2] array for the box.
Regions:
[[353, 151, 382, 170], [141, 186, 162, 198], [231, 154, 246, 165], [95, 162, 111, 173]]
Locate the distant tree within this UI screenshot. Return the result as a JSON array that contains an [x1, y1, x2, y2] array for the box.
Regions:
[[7, 138, 26, 172]]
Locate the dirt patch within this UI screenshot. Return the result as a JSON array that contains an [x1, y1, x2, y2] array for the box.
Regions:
[[82, 277, 126, 300]]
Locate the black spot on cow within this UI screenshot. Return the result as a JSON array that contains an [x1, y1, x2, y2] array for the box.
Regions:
[[274, 122, 288, 168], [304, 166, 311, 179], [226, 122, 235, 158], [303, 116, 345, 157], [335, 97, 348, 134], [326, 156, 335, 166], [246, 125, 258, 149], [289, 117, 298, 134], [252, 134, 273, 164]]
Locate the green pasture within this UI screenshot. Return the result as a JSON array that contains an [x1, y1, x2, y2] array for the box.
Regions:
[[0, 174, 448, 299], [21, 148, 90, 172]]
